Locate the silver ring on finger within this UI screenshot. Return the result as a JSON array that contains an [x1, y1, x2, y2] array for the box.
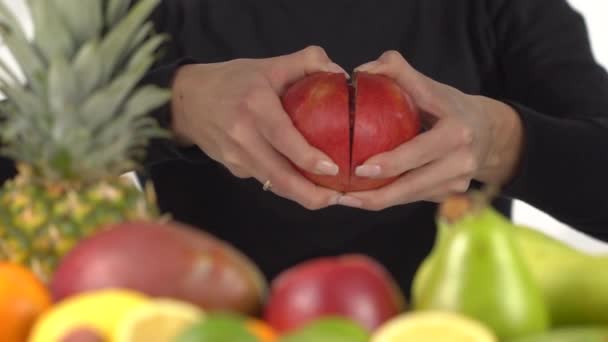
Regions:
[[263, 179, 273, 192]]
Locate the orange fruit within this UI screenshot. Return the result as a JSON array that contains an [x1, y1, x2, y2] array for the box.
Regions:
[[246, 319, 278, 342], [0, 262, 52, 342]]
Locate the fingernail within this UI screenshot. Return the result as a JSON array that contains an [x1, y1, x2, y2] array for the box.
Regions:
[[338, 196, 363, 208], [315, 160, 339, 175], [323, 62, 350, 78], [355, 61, 381, 72], [355, 165, 382, 177], [328, 194, 341, 206]]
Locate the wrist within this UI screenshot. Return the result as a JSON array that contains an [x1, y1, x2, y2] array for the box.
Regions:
[[474, 97, 524, 185], [170, 64, 198, 146]]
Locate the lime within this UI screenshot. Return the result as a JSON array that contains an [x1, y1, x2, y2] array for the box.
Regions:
[[279, 317, 369, 342], [176, 312, 259, 342]]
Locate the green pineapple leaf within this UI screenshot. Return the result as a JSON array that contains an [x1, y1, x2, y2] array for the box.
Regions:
[[94, 86, 170, 157], [0, 0, 170, 183], [73, 39, 103, 96], [1, 86, 45, 125], [0, 21, 45, 96], [48, 55, 79, 145], [127, 22, 155, 58], [0, 51, 22, 86], [80, 53, 157, 131], [123, 85, 172, 121], [100, 0, 160, 82], [0, 0, 29, 41], [127, 34, 168, 71], [106, 0, 131, 27], [28, 0, 76, 61], [51, 0, 103, 45]]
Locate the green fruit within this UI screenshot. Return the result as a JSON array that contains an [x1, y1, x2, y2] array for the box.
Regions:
[[412, 192, 550, 340], [512, 225, 608, 326], [279, 317, 370, 342], [176, 313, 259, 342], [507, 326, 608, 342], [413, 209, 608, 327]]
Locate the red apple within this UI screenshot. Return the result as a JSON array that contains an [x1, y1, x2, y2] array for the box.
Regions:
[[282, 71, 420, 191], [264, 254, 406, 333], [50, 220, 267, 315]]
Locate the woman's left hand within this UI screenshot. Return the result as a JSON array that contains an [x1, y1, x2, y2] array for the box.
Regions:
[[336, 51, 524, 210]]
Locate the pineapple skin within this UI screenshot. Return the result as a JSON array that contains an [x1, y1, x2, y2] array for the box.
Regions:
[[0, 165, 158, 282]]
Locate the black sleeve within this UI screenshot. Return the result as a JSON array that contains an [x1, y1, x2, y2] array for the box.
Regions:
[[491, 0, 608, 236], [141, 0, 214, 166]]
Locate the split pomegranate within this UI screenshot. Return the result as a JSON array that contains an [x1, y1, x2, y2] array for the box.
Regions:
[[282, 71, 420, 192]]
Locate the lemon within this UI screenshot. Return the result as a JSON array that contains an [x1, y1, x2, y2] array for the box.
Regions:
[[28, 289, 149, 342], [114, 298, 204, 342], [371, 311, 498, 342]]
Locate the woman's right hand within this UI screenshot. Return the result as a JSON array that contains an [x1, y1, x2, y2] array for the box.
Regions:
[[170, 46, 347, 210]]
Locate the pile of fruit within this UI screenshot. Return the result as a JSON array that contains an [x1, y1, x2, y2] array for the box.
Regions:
[[4, 192, 608, 342], [0, 0, 607, 341]]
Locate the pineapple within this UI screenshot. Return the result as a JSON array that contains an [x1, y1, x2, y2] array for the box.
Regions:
[[0, 0, 171, 281]]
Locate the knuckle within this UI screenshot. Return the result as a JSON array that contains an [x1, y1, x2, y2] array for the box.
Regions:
[[298, 154, 319, 173], [457, 126, 475, 147], [296, 192, 325, 210], [266, 65, 287, 84], [223, 155, 249, 178], [462, 155, 478, 174], [305, 198, 325, 211], [416, 84, 438, 111], [451, 179, 471, 193], [239, 86, 267, 113], [226, 119, 250, 144], [378, 161, 398, 177], [229, 167, 249, 179], [222, 152, 244, 170], [238, 96, 256, 116], [365, 198, 387, 212], [382, 50, 405, 64], [264, 121, 287, 144], [303, 45, 329, 63]]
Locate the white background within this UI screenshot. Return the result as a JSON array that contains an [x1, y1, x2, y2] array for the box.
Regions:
[[1, 0, 607, 253]]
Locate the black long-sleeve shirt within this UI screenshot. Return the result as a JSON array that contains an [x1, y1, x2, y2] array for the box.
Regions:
[[4, 0, 608, 295], [138, 0, 608, 295]]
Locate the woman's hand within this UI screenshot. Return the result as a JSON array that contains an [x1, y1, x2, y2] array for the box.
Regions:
[[170, 46, 347, 210], [337, 51, 525, 210]]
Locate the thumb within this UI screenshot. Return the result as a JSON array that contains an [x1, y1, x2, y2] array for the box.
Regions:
[[266, 46, 349, 92], [355, 50, 441, 114]]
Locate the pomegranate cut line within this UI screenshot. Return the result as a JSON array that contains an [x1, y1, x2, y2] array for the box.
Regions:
[[282, 71, 421, 192]]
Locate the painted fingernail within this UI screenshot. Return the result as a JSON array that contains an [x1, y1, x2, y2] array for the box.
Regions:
[[355, 165, 382, 177], [338, 195, 363, 208], [323, 62, 350, 77], [315, 160, 339, 175], [355, 61, 381, 72]]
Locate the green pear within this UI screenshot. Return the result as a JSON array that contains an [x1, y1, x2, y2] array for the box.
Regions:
[[413, 192, 550, 340], [506, 326, 608, 342], [413, 202, 608, 327], [510, 225, 608, 325]]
